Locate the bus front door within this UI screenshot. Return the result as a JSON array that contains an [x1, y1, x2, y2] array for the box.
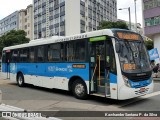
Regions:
[[89, 40, 110, 96]]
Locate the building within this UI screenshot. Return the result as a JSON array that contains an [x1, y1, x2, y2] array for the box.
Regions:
[[0, 5, 33, 40], [117, 19, 143, 35], [0, 11, 19, 36], [33, 0, 117, 39], [19, 5, 34, 40], [142, 0, 160, 54]]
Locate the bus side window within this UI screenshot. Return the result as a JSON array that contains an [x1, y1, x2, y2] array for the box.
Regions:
[[20, 48, 29, 62], [104, 40, 116, 74], [110, 45, 116, 73], [74, 40, 85, 61], [11, 50, 19, 63], [65, 40, 86, 62], [47, 44, 60, 62], [29, 48, 35, 62]]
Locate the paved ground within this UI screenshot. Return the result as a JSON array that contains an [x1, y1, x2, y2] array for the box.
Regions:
[[0, 78, 160, 119], [0, 79, 126, 111]]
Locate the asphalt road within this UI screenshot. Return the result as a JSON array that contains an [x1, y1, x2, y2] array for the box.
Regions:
[[0, 79, 160, 112]]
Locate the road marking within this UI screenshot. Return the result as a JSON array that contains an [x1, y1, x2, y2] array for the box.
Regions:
[[141, 91, 160, 98], [119, 91, 160, 108]]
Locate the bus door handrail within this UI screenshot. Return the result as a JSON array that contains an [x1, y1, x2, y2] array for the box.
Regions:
[[91, 64, 97, 83], [97, 55, 101, 86]]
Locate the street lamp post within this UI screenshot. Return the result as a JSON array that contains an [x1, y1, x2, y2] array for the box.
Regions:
[[128, 7, 131, 30], [134, 0, 137, 32], [119, 7, 131, 30]]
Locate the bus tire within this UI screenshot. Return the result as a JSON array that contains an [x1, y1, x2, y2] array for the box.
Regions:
[[72, 79, 87, 99], [17, 73, 25, 87]]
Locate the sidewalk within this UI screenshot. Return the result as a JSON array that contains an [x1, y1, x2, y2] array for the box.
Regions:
[[153, 77, 160, 81], [0, 103, 61, 120], [152, 71, 160, 81], [0, 90, 61, 120]]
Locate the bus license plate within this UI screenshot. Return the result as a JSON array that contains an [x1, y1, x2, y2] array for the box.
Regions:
[[140, 88, 145, 93]]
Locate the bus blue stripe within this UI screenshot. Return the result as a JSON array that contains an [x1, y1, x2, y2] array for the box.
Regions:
[[129, 78, 152, 88], [5, 63, 90, 81], [110, 73, 117, 83]]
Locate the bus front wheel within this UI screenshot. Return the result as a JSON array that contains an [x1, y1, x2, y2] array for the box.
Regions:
[[17, 73, 25, 87], [72, 79, 87, 99]]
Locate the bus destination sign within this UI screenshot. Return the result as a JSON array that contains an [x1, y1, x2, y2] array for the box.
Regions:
[[117, 32, 140, 40], [89, 36, 106, 42], [123, 63, 136, 70]]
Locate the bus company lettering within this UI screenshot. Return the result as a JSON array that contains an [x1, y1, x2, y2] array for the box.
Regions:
[[56, 34, 87, 42], [48, 65, 72, 72]]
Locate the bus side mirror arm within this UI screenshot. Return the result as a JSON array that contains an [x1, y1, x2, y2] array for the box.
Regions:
[[109, 36, 121, 53]]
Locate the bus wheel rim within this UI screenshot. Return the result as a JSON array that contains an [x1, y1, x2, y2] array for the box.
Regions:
[[18, 76, 23, 85], [75, 84, 84, 96]]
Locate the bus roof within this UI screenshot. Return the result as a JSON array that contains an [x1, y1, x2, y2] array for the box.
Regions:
[[3, 29, 114, 51]]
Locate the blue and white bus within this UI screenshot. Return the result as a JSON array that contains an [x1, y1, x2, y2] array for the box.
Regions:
[[1, 29, 153, 100]]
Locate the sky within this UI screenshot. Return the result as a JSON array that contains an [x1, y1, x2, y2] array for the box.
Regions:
[[0, 0, 32, 19], [117, 0, 142, 26], [0, 0, 142, 25]]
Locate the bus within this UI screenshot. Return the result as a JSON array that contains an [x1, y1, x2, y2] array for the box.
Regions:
[[1, 29, 153, 100]]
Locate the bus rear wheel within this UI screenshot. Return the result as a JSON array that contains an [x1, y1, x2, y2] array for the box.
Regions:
[[72, 79, 87, 99], [17, 73, 25, 87]]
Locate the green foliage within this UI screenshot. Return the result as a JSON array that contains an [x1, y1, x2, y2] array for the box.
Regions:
[[144, 40, 153, 50], [98, 21, 128, 30], [0, 30, 30, 56]]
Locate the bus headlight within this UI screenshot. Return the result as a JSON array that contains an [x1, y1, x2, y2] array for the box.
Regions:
[[122, 75, 131, 87]]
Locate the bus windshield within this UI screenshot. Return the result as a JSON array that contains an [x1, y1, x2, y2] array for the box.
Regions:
[[118, 40, 151, 73], [114, 31, 151, 73]]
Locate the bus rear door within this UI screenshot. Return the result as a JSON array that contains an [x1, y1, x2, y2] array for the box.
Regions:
[[4, 50, 11, 79]]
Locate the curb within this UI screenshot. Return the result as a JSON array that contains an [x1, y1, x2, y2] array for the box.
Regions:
[[0, 90, 2, 104], [153, 78, 160, 81], [0, 104, 61, 120]]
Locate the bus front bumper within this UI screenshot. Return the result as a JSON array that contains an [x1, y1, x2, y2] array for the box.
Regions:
[[118, 81, 154, 100]]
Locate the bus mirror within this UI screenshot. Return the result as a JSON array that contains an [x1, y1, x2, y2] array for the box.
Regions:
[[115, 42, 121, 53]]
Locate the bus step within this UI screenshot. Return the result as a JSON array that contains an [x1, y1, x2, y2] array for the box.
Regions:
[[99, 78, 109, 86], [105, 85, 110, 95], [91, 93, 110, 97], [100, 80, 105, 86], [97, 85, 105, 93], [91, 93, 105, 97]]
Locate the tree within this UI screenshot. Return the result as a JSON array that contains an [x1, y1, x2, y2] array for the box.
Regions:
[[0, 30, 30, 55], [98, 21, 128, 30], [144, 40, 153, 50]]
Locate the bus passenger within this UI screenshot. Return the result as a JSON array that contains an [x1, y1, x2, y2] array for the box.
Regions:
[[153, 63, 159, 78]]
